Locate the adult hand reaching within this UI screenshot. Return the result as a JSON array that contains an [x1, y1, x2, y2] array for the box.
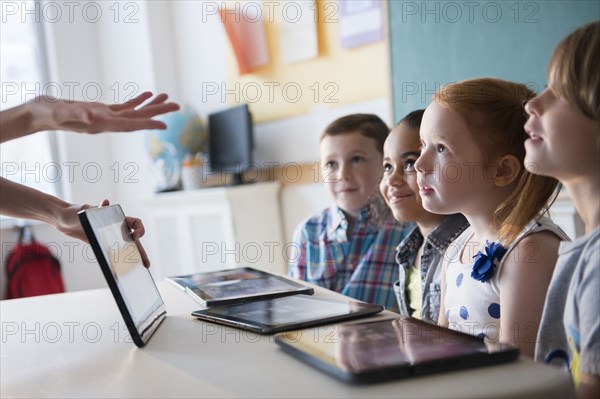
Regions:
[[1, 91, 180, 143], [0, 90, 175, 267]]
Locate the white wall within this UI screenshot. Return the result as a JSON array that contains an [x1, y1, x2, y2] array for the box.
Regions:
[[1, 1, 393, 294]]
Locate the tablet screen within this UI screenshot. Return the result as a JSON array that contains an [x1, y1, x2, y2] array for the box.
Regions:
[[168, 268, 268, 289], [80, 205, 165, 346], [188, 276, 311, 303], [275, 316, 519, 382], [95, 220, 161, 326], [328, 317, 490, 373], [168, 267, 314, 307], [192, 295, 383, 332]]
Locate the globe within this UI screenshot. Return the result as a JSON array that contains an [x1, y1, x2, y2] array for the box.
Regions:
[[146, 106, 207, 192], [146, 106, 207, 164]]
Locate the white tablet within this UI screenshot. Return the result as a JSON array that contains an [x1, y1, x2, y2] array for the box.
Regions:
[[79, 205, 166, 347]]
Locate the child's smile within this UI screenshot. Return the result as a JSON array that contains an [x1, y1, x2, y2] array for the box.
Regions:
[[380, 122, 440, 224]]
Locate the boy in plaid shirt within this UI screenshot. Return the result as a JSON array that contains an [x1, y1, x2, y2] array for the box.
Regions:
[[288, 114, 413, 311]]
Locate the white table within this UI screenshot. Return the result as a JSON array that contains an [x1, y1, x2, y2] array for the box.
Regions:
[[1, 282, 574, 398]]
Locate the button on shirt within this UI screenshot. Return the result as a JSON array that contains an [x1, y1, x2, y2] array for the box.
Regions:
[[288, 199, 412, 311]]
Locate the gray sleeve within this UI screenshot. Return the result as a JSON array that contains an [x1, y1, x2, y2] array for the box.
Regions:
[[577, 246, 600, 376]]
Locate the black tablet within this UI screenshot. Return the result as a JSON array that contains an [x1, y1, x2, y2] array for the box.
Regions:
[[166, 267, 314, 307], [275, 316, 519, 384], [191, 295, 384, 334], [79, 205, 166, 347]]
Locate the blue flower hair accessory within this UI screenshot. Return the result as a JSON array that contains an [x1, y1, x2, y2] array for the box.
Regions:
[[471, 241, 508, 283]]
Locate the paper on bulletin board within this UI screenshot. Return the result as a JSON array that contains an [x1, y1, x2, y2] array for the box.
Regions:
[[279, 0, 318, 64], [339, 0, 383, 49], [223, 1, 390, 123], [219, 5, 269, 75]]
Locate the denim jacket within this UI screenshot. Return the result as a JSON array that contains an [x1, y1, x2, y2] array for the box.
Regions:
[[393, 213, 469, 323]]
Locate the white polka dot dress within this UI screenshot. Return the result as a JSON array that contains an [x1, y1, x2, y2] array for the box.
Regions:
[[443, 217, 568, 341]]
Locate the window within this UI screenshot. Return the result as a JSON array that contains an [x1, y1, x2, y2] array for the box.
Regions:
[[1, 0, 60, 201]]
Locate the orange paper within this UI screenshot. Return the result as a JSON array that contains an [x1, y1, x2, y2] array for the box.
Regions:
[[219, 7, 269, 75]]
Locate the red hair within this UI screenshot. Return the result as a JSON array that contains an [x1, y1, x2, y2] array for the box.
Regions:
[[433, 78, 559, 244]]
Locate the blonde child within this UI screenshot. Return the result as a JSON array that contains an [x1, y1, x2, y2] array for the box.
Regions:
[[525, 21, 599, 397], [415, 78, 569, 358], [289, 114, 413, 310], [380, 110, 468, 323]]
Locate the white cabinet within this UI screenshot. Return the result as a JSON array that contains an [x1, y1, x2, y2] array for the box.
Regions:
[[142, 181, 286, 280]]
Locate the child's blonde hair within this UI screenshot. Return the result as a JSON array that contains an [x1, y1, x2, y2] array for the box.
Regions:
[[433, 78, 559, 244], [548, 20, 600, 121]]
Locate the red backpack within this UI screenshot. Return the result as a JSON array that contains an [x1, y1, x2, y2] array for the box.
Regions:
[[4, 226, 65, 299]]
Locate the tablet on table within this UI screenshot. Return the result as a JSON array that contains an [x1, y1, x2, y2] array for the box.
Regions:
[[191, 295, 384, 334], [274, 316, 520, 383]]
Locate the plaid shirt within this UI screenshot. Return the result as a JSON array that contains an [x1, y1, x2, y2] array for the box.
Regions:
[[288, 199, 413, 311]]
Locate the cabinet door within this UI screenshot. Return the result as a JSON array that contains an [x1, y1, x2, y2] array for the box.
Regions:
[[147, 203, 235, 279], [187, 204, 236, 273], [149, 213, 184, 279], [143, 182, 286, 279]]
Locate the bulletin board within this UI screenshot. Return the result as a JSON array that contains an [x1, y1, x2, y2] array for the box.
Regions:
[[224, 0, 390, 123]]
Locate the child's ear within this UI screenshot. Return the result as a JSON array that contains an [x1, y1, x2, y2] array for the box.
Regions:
[[493, 155, 521, 187]]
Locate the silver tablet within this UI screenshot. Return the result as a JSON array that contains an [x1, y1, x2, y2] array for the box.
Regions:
[[79, 205, 166, 347]]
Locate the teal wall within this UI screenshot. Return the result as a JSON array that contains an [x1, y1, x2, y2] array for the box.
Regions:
[[389, 1, 600, 122]]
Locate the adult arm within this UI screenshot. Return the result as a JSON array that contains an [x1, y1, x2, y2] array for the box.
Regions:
[[0, 91, 179, 143], [0, 178, 150, 267]]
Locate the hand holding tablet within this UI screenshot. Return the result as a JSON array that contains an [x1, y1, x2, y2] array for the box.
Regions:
[[79, 205, 166, 347]]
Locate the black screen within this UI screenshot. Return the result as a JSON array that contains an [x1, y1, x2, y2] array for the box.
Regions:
[[208, 104, 253, 184], [193, 295, 382, 329]]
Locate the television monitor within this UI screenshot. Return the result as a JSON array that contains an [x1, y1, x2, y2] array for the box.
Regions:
[[208, 104, 254, 185]]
